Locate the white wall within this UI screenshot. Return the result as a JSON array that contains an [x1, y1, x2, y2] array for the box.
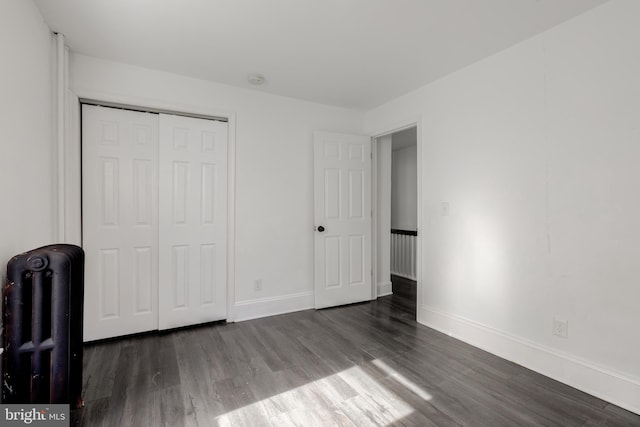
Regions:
[[0, 0, 55, 283], [391, 145, 417, 230], [69, 54, 364, 319], [364, 0, 640, 413], [376, 136, 392, 295]]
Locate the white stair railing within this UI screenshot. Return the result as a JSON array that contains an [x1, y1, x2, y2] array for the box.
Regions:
[[390, 229, 417, 280]]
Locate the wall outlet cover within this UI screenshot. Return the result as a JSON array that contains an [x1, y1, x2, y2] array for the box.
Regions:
[[553, 318, 568, 338], [441, 202, 450, 217]]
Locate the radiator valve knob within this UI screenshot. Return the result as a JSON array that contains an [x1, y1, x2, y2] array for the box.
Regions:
[[27, 256, 49, 272]]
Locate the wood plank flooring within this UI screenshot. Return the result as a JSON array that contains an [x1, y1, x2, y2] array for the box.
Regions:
[[72, 294, 640, 426], [391, 274, 417, 316]]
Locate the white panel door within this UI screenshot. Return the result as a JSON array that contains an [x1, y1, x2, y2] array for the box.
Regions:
[[82, 105, 159, 341], [158, 114, 228, 329], [314, 131, 372, 308]]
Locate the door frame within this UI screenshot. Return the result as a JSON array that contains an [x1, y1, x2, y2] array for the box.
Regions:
[[369, 116, 422, 315], [60, 89, 238, 322]]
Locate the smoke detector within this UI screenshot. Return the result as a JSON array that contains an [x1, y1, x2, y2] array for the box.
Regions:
[[247, 74, 265, 85]]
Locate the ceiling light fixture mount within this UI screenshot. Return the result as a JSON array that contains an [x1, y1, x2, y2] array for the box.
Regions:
[[247, 73, 265, 86]]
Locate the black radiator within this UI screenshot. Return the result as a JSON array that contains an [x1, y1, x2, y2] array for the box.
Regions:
[[2, 244, 84, 408]]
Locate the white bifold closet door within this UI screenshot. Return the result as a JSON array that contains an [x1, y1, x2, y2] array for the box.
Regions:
[[158, 113, 227, 330], [82, 105, 227, 341]]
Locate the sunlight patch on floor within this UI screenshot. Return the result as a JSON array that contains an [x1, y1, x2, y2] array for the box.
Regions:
[[215, 359, 434, 426], [371, 359, 433, 401]]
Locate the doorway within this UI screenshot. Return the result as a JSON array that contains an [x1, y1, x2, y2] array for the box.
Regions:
[[374, 126, 418, 317]]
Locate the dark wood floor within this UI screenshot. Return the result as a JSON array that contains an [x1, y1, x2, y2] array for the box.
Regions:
[[391, 274, 417, 317], [73, 293, 640, 426]]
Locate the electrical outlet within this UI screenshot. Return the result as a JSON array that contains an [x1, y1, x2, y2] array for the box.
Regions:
[[441, 202, 450, 217], [254, 279, 263, 292], [553, 318, 568, 338]]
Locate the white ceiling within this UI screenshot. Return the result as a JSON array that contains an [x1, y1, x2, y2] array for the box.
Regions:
[[34, 0, 607, 110]]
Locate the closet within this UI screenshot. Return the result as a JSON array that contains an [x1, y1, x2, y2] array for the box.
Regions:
[[82, 104, 228, 341]]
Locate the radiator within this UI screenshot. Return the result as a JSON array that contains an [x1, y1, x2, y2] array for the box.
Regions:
[[390, 229, 417, 280], [2, 244, 84, 408]]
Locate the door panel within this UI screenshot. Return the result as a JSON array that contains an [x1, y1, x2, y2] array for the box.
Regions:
[[314, 131, 372, 308], [158, 114, 228, 329], [82, 105, 159, 341]]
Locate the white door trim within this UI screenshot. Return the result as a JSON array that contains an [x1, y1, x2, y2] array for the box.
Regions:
[[369, 116, 422, 313], [371, 137, 378, 300], [62, 89, 238, 322]]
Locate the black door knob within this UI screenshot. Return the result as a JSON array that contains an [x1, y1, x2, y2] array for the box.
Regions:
[[317, 226, 325, 232]]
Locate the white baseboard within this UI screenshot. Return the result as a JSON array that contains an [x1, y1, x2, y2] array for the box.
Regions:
[[234, 291, 314, 322], [377, 281, 393, 297], [418, 304, 640, 415]]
